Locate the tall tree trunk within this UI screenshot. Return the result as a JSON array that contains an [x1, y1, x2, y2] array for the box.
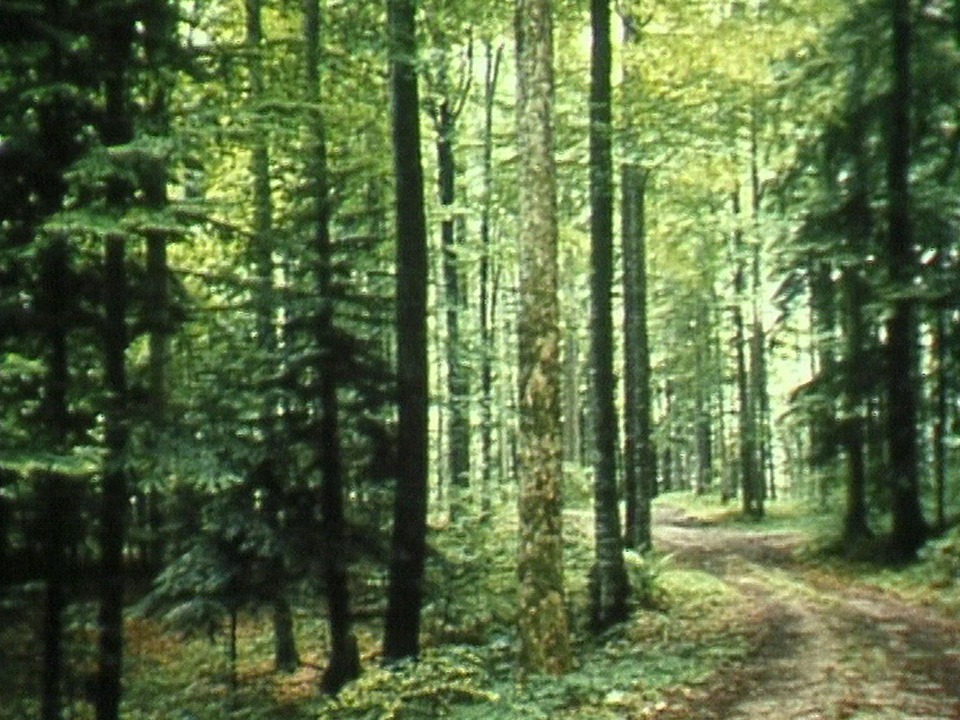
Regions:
[[588, 0, 628, 632], [514, 0, 571, 675], [96, 13, 134, 717], [808, 257, 838, 475], [749, 318, 766, 516], [933, 309, 947, 532], [479, 40, 503, 518], [39, 469, 66, 720], [142, 80, 170, 567], [885, 0, 927, 558], [383, 0, 430, 663], [244, 0, 299, 670], [435, 88, 471, 517], [839, 44, 872, 542], [714, 306, 732, 502], [694, 309, 712, 497], [731, 188, 760, 519], [144, 230, 168, 569], [304, 0, 359, 691], [562, 330, 582, 468], [748, 104, 770, 510], [97, 234, 129, 720], [38, 236, 69, 720], [621, 164, 653, 551]]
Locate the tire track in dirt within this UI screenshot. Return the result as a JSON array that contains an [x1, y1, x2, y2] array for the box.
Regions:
[[653, 507, 960, 720]]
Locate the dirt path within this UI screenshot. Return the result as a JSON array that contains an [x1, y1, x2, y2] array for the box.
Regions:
[[653, 507, 960, 720]]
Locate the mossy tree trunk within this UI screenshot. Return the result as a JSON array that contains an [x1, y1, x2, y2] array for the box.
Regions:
[[515, 0, 571, 676]]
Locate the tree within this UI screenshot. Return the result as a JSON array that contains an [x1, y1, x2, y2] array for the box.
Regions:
[[884, 0, 927, 559], [588, 0, 629, 630], [242, 0, 300, 673], [383, 0, 430, 663], [479, 38, 504, 519], [838, 40, 873, 542], [514, 0, 571, 675], [424, 27, 472, 517], [621, 164, 654, 551], [303, 0, 361, 693], [96, 10, 136, 719]]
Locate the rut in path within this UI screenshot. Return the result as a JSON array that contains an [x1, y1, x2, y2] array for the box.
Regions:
[[653, 508, 960, 720]]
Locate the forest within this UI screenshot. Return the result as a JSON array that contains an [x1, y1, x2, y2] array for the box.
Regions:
[[2, 0, 960, 718]]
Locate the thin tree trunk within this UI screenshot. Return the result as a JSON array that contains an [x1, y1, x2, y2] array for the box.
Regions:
[[96, 12, 134, 715], [436, 89, 471, 516], [479, 40, 502, 519], [303, 0, 360, 689], [96, 234, 129, 720], [749, 318, 766, 516], [562, 330, 582, 469], [144, 230, 168, 568], [39, 469, 66, 720], [38, 236, 69, 720], [244, 0, 300, 670], [588, 0, 628, 632], [621, 164, 653, 551], [748, 105, 769, 510], [515, 0, 571, 675], [732, 188, 760, 519], [933, 309, 947, 531], [383, 0, 430, 663]]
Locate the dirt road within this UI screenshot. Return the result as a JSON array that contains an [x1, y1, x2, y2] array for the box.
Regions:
[[653, 507, 960, 720]]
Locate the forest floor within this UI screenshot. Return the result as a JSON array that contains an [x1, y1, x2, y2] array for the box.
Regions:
[[4, 500, 960, 720], [652, 504, 960, 720]]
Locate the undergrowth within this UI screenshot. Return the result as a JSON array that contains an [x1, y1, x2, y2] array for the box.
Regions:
[[0, 501, 760, 720]]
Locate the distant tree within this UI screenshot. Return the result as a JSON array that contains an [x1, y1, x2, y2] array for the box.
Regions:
[[242, 0, 300, 673], [383, 0, 430, 663], [479, 38, 504, 518], [514, 0, 571, 675], [423, 29, 472, 516], [731, 185, 762, 520]]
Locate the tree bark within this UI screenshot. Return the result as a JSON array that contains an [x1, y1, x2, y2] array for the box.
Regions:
[[383, 0, 430, 663], [621, 164, 653, 551], [39, 469, 66, 720], [96, 234, 129, 720], [303, 0, 361, 689], [38, 236, 69, 720], [435, 88, 471, 516], [731, 188, 760, 519], [479, 40, 503, 519], [587, 0, 628, 632], [245, 0, 300, 670], [885, 0, 927, 558], [96, 11, 134, 716], [514, 0, 571, 675], [933, 309, 947, 531], [839, 45, 872, 542]]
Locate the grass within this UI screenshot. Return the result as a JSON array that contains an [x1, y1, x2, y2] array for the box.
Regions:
[[659, 489, 960, 618]]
